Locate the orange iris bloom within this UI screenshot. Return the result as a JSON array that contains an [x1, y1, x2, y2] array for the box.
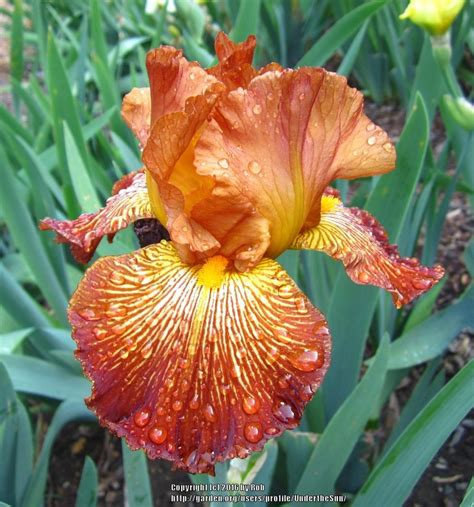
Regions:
[[40, 33, 444, 474]]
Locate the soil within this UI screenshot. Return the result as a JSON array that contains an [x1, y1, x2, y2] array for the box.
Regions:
[[1, 11, 473, 507]]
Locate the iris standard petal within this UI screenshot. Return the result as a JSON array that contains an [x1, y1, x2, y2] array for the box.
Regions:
[[40, 171, 153, 263], [195, 68, 396, 262], [69, 241, 331, 474], [121, 87, 151, 148], [291, 195, 445, 308]]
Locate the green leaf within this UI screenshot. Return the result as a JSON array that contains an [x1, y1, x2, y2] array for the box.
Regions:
[[10, 0, 24, 114], [279, 432, 317, 492], [230, 0, 261, 44], [0, 363, 17, 505], [0, 329, 32, 354], [90, 0, 108, 66], [460, 478, 474, 507], [387, 285, 474, 370], [0, 146, 68, 324], [64, 122, 102, 213], [243, 441, 278, 504], [0, 354, 89, 400], [297, 1, 386, 67], [294, 334, 389, 497], [323, 94, 430, 417], [75, 456, 98, 507], [122, 442, 153, 507], [21, 401, 94, 506], [14, 399, 34, 505], [0, 265, 50, 328], [354, 361, 474, 507], [337, 20, 369, 76]]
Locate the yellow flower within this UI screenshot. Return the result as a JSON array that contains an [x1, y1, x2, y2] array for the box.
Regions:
[[400, 0, 466, 35]]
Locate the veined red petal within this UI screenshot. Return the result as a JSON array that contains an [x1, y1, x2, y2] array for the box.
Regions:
[[69, 241, 331, 474], [39, 171, 153, 264], [291, 198, 444, 308]]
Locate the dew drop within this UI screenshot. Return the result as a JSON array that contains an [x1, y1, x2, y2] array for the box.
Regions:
[[358, 271, 370, 283], [278, 284, 293, 298], [248, 160, 261, 175], [185, 450, 198, 467], [265, 427, 279, 436], [367, 136, 376, 146], [272, 399, 299, 426], [383, 142, 393, 152], [134, 408, 151, 427], [190, 395, 200, 409], [157, 406, 166, 416], [218, 158, 229, 169], [295, 297, 308, 314], [179, 357, 189, 369], [110, 272, 124, 285], [141, 343, 153, 359], [242, 396, 261, 415], [298, 92, 305, 101], [165, 378, 174, 389], [203, 403, 216, 423], [149, 426, 167, 444], [231, 365, 241, 378], [290, 347, 324, 372], [278, 374, 291, 389], [78, 308, 97, 320], [172, 400, 183, 412], [244, 422, 263, 443], [413, 279, 431, 290], [120, 349, 129, 359], [189, 72, 196, 80], [366, 122, 376, 132], [252, 104, 262, 115], [106, 303, 126, 317], [167, 443, 175, 453], [93, 327, 107, 339]]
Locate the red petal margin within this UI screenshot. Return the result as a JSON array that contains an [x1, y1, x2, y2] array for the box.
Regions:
[[39, 171, 153, 264], [69, 241, 331, 474], [291, 203, 444, 308]]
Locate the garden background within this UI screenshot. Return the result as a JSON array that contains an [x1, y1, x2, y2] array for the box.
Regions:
[[0, 0, 473, 506]]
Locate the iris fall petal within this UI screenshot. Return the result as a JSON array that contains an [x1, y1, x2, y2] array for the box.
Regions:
[[291, 196, 445, 308], [69, 241, 331, 473], [40, 171, 153, 263]]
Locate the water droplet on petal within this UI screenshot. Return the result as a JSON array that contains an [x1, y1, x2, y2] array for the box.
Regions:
[[295, 297, 308, 314], [78, 308, 98, 320], [172, 400, 183, 412], [413, 279, 431, 290], [383, 142, 393, 152], [266, 347, 279, 364], [149, 426, 167, 444], [185, 450, 198, 467], [272, 399, 299, 426], [110, 272, 124, 285], [190, 395, 200, 409], [278, 284, 293, 298], [242, 396, 261, 415], [244, 422, 263, 443], [290, 347, 324, 372], [298, 92, 305, 101], [203, 404, 216, 422], [93, 327, 107, 339], [265, 427, 279, 436], [252, 104, 262, 115], [358, 271, 370, 283], [248, 160, 261, 175], [218, 158, 229, 169], [157, 406, 166, 416], [189, 72, 195, 80], [367, 136, 376, 145], [366, 122, 376, 132], [134, 408, 151, 427]]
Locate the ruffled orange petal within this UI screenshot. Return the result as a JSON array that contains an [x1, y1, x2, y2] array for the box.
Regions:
[[39, 171, 153, 264], [146, 46, 223, 124], [194, 68, 396, 262], [69, 241, 331, 474], [291, 196, 444, 308], [121, 88, 151, 148], [208, 32, 257, 90]]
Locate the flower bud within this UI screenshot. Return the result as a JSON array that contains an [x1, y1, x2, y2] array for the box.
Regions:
[[443, 95, 474, 131], [399, 0, 466, 36]]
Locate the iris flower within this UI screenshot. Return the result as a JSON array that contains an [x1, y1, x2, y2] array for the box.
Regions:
[[41, 33, 444, 474]]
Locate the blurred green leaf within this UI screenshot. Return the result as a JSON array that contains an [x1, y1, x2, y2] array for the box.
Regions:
[[230, 0, 261, 44], [122, 443, 153, 507], [460, 478, 474, 507], [297, 1, 386, 67], [10, 0, 24, 114], [354, 360, 474, 507], [0, 329, 32, 354], [387, 285, 474, 369], [22, 401, 94, 506], [279, 432, 317, 492], [0, 146, 68, 324], [0, 354, 89, 400], [75, 456, 98, 507]]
